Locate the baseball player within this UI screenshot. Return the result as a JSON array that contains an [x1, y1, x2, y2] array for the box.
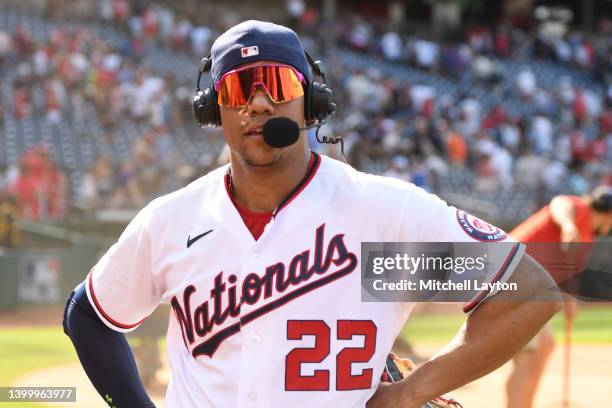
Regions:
[[63, 21, 560, 408], [506, 186, 612, 408]]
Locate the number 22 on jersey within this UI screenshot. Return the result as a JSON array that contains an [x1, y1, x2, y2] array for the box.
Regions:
[[285, 320, 377, 391]]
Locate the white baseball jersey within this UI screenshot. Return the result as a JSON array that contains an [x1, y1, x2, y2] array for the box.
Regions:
[[86, 153, 524, 408]]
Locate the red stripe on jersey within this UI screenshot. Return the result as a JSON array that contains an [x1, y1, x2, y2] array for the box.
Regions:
[[88, 271, 145, 329], [462, 242, 520, 313]]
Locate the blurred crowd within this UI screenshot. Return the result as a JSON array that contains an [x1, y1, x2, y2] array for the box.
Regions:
[[326, 66, 612, 194], [0, 0, 610, 226], [336, 15, 612, 81], [0, 4, 207, 219], [322, 12, 612, 195]]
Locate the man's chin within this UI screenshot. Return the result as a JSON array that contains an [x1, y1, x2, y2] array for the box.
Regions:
[[243, 151, 283, 168], [245, 159, 279, 168]]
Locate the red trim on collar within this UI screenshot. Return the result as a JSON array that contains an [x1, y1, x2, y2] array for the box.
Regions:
[[224, 152, 321, 218], [274, 152, 320, 216], [225, 178, 273, 219]]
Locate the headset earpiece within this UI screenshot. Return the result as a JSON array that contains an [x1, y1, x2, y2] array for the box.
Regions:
[[193, 87, 221, 127], [192, 55, 221, 127], [303, 51, 335, 125], [305, 81, 335, 125]]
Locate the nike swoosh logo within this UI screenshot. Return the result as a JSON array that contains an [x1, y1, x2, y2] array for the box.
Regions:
[[187, 229, 213, 248]]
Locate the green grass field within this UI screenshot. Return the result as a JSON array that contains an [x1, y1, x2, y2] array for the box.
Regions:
[[0, 327, 75, 387], [0, 306, 609, 407], [0, 327, 156, 407], [400, 305, 612, 345], [0, 327, 75, 408]]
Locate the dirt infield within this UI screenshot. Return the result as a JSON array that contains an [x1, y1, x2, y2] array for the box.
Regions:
[[11, 343, 611, 407], [417, 344, 611, 408], [0, 307, 64, 328]]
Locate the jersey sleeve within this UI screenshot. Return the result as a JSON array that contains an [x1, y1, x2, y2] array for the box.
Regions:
[[398, 187, 525, 313], [85, 206, 161, 332]]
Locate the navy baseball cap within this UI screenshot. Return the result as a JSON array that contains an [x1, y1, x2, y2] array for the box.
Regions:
[[210, 20, 312, 85]]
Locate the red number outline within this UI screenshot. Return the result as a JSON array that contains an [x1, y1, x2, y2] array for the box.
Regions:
[[285, 319, 377, 391], [285, 320, 331, 391], [336, 320, 377, 390]]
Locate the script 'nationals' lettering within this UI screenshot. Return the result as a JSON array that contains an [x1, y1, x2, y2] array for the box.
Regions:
[[170, 224, 357, 358]]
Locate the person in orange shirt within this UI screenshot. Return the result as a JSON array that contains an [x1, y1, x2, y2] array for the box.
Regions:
[[446, 129, 467, 166], [506, 186, 612, 408]]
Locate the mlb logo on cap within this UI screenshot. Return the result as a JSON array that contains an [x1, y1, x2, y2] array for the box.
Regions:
[[241, 46, 259, 58], [210, 21, 312, 83]]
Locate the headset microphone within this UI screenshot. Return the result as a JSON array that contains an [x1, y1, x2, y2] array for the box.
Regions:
[[263, 118, 301, 148], [262, 116, 341, 149]]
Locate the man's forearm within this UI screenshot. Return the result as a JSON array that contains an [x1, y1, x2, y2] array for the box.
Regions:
[[63, 282, 156, 408], [399, 300, 558, 404], [398, 255, 562, 406]]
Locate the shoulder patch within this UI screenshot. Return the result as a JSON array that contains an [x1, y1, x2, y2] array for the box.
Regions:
[[456, 209, 507, 242]]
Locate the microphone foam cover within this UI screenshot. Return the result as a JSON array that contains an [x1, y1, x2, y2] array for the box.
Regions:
[[263, 117, 300, 148]]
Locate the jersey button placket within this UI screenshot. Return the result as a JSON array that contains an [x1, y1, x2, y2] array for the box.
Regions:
[[238, 250, 263, 407]]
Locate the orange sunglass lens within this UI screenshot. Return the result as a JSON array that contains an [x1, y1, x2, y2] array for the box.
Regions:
[[216, 66, 304, 107]]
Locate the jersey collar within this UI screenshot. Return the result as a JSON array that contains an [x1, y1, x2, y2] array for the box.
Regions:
[[224, 152, 321, 218]]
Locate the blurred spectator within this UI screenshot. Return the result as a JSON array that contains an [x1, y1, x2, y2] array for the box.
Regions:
[[380, 30, 402, 62], [122, 67, 164, 122], [0, 190, 20, 247], [440, 44, 470, 79], [132, 134, 161, 197], [109, 161, 144, 208], [490, 146, 513, 190], [286, 0, 305, 28], [13, 83, 30, 119], [411, 160, 430, 191], [413, 38, 438, 71], [113, 0, 130, 27], [77, 155, 114, 212], [190, 25, 212, 57], [498, 117, 521, 154], [529, 112, 554, 155], [472, 55, 501, 85], [475, 150, 499, 192], [516, 67, 537, 99], [457, 95, 481, 138], [0, 29, 11, 70], [142, 8, 159, 41], [383, 155, 410, 182], [98, 0, 114, 24], [541, 157, 568, 190], [345, 17, 372, 51], [515, 148, 547, 190], [172, 17, 192, 50], [445, 128, 468, 166]]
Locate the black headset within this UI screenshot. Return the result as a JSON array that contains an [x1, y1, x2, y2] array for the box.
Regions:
[[192, 51, 336, 128]]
